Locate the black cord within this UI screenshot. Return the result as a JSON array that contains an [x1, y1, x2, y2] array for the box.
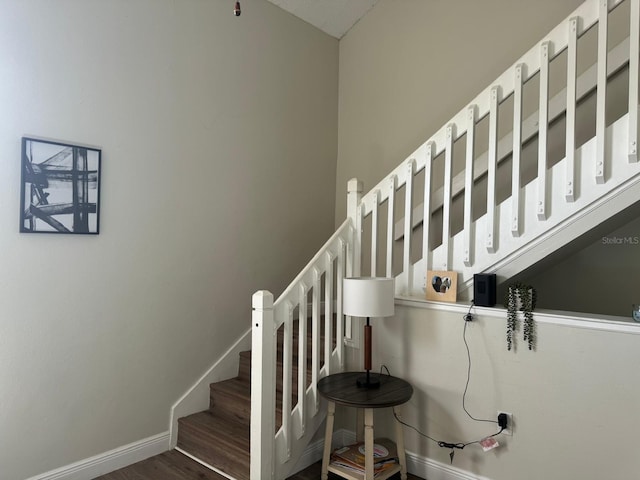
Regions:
[[392, 410, 445, 446], [393, 410, 505, 450], [382, 305, 504, 459], [461, 318, 498, 425]]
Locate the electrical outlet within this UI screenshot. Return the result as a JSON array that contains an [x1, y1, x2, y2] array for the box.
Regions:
[[498, 411, 513, 436]]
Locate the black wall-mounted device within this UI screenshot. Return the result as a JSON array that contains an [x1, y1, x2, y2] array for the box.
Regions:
[[473, 274, 496, 307]]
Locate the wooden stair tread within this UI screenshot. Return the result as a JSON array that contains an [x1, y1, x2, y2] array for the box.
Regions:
[[210, 377, 250, 396], [240, 343, 324, 364], [239, 350, 316, 385], [209, 377, 251, 424], [208, 377, 287, 427], [177, 411, 250, 480]]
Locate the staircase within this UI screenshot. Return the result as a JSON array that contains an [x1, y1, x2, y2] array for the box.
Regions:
[[171, 0, 640, 479], [176, 376, 251, 479], [176, 307, 340, 480]]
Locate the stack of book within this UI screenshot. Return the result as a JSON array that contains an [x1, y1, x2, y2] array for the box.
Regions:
[[329, 438, 398, 477]]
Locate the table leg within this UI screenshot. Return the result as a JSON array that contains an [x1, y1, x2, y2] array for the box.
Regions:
[[364, 408, 374, 480], [356, 408, 364, 442], [321, 401, 336, 480], [393, 406, 407, 480]]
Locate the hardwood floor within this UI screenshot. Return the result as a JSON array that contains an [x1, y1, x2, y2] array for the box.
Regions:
[[94, 450, 425, 480], [94, 450, 228, 479]]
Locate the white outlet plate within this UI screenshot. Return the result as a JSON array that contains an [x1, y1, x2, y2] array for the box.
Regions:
[[498, 411, 513, 436]]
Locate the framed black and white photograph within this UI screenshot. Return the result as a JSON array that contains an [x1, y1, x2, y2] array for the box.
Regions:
[[20, 137, 101, 234]]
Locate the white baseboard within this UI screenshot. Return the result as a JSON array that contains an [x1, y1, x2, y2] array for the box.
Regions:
[[290, 428, 354, 474], [291, 435, 326, 472], [406, 451, 493, 480], [30, 427, 492, 480], [313, 430, 492, 480], [25, 432, 170, 480]]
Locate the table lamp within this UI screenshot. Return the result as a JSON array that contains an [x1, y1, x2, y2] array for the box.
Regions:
[[343, 277, 395, 388]]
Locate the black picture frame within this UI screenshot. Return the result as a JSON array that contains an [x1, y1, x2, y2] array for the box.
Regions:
[[20, 137, 101, 234]]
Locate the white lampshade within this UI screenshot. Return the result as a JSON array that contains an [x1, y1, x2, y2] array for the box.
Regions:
[[343, 277, 395, 318]]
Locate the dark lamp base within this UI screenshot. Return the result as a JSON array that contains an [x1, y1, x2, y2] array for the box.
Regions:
[[356, 373, 381, 389]]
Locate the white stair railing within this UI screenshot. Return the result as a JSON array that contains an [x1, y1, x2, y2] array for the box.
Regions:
[[358, 0, 639, 296], [395, 31, 635, 242], [250, 215, 355, 479], [251, 0, 640, 478]]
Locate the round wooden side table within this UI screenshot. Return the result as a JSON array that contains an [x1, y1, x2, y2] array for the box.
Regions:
[[317, 372, 413, 480]]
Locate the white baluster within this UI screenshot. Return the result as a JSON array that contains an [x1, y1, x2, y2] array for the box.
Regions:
[[311, 268, 321, 413], [346, 179, 363, 278], [370, 190, 380, 276], [463, 108, 475, 266], [297, 283, 307, 436], [596, 0, 608, 183], [324, 252, 334, 375], [442, 125, 455, 270], [566, 18, 578, 201], [281, 301, 293, 460], [487, 86, 500, 253], [345, 181, 361, 347], [386, 175, 397, 277], [422, 144, 434, 273], [630, 0, 639, 162], [336, 240, 345, 370], [538, 41, 551, 220], [403, 160, 415, 294], [512, 64, 524, 236]]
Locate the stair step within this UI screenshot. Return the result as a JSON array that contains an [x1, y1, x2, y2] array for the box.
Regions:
[[238, 350, 315, 398], [209, 378, 251, 424], [238, 350, 251, 382], [208, 376, 291, 431], [177, 411, 250, 480], [179, 315, 336, 479]]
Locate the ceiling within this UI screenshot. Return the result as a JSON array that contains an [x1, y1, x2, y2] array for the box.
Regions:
[[264, 0, 379, 39]]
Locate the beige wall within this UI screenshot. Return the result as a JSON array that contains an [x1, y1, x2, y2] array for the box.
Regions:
[[0, 1, 337, 478], [337, 1, 640, 479], [522, 213, 640, 318], [336, 0, 584, 222], [372, 305, 640, 480]]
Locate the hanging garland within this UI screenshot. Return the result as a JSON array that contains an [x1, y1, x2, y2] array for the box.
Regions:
[[505, 282, 537, 351]]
